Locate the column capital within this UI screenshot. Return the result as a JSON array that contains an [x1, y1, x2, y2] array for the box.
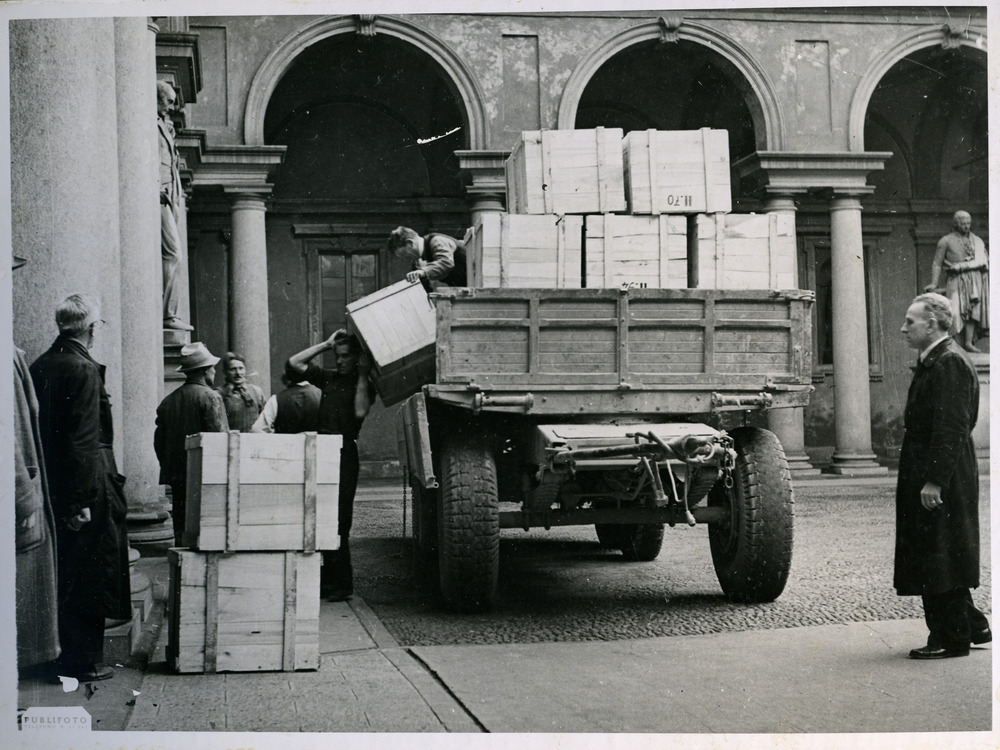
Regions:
[[455, 149, 509, 195], [224, 187, 272, 209], [733, 151, 892, 198]]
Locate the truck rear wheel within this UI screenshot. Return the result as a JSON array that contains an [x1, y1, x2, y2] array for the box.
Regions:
[[438, 436, 500, 612], [708, 426, 793, 603], [620, 524, 665, 562], [595, 523, 664, 561]]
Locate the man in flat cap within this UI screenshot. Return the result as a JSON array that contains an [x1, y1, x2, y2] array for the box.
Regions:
[[154, 342, 229, 546]]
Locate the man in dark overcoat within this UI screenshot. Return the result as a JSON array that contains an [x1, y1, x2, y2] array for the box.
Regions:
[[154, 342, 229, 546], [895, 292, 989, 659], [14, 256, 59, 673], [30, 294, 131, 681]]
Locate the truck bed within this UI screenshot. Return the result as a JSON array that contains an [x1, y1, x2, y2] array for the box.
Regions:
[[426, 287, 813, 416]]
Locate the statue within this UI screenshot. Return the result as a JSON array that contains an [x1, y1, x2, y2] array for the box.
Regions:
[[925, 210, 989, 352], [158, 80, 193, 331]]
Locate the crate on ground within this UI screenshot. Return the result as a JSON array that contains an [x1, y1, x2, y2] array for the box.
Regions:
[[688, 212, 797, 289], [468, 213, 585, 288], [184, 431, 342, 552], [167, 548, 320, 673], [346, 279, 437, 406], [623, 128, 732, 215], [584, 214, 688, 289], [506, 127, 626, 215]]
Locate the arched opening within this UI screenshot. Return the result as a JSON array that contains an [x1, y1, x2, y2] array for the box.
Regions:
[[864, 45, 987, 203], [265, 34, 468, 201], [260, 33, 474, 464], [574, 39, 758, 164]]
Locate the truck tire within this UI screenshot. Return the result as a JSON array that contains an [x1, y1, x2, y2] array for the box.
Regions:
[[411, 482, 438, 562], [619, 524, 665, 562], [595, 523, 664, 561], [708, 426, 793, 603], [438, 436, 500, 612], [595, 523, 627, 549]]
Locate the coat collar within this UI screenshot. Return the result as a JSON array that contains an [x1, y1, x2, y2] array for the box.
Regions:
[[50, 335, 106, 378], [917, 336, 957, 369]]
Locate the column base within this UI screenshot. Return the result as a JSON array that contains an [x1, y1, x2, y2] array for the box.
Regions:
[[823, 453, 888, 476], [127, 496, 173, 545], [784, 452, 821, 479]]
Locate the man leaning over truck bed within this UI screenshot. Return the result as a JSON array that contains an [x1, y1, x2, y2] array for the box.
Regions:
[[286, 330, 374, 601], [387, 225, 467, 288]]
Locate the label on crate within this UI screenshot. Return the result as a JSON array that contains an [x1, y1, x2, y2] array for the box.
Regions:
[[663, 194, 694, 208]]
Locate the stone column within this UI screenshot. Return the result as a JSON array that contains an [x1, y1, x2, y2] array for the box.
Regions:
[[227, 189, 272, 390], [115, 17, 167, 523], [762, 192, 819, 477], [970, 353, 989, 473], [10, 17, 123, 436], [825, 192, 887, 475]]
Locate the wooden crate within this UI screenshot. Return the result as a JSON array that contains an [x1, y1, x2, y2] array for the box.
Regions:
[[346, 280, 437, 406], [623, 129, 732, 214], [184, 431, 342, 552], [167, 549, 320, 673], [688, 212, 797, 289], [467, 213, 585, 288], [584, 214, 688, 289], [505, 128, 626, 215]]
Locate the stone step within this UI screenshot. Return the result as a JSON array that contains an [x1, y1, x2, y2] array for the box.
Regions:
[[103, 608, 142, 663]]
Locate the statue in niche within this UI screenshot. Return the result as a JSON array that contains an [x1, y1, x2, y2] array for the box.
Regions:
[[158, 80, 193, 331], [925, 210, 989, 352]]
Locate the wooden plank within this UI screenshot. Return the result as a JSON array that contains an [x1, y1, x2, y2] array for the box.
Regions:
[[282, 552, 296, 671], [225, 431, 240, 551], [204, 554, 219, 673], [302, 432, 317, 553]]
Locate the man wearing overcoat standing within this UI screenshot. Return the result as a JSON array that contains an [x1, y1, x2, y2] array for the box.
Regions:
[[30, 294, 131, 681], [896, 292, 990, 659]]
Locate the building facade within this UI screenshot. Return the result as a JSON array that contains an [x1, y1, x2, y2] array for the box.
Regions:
[[9, 8, 989, 513]]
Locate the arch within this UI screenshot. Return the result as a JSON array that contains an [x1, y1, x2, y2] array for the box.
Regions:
[[557, 21, 782, 151], [244, 16, 488, 148], [848, 25, 987, 151]]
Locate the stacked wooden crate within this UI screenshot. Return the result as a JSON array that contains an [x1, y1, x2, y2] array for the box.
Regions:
[[167, 431, 342, 673], [472, 126, 796, 291]]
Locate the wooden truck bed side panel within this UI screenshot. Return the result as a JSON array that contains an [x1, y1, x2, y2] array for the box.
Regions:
[[432, 288, 812, 392]]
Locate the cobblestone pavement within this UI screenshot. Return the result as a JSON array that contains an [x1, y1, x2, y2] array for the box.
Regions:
[[349, 482, 991, 646]]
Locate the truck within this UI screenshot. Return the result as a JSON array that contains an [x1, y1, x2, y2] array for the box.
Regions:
[[395, 285, 814, 612]]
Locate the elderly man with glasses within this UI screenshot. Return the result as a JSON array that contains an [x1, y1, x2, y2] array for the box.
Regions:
[[30, 294, 131, 682]]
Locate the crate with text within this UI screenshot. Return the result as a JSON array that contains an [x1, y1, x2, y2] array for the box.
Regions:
[[184, 431, 342, 552], [584, 214, 688, 289], [346, 279, 437, 406], [505, 127, 626, 215], [468, 213, 585, 288], [167, 548, 320, 673], [688, 212, 797, 290], [623, 128, 732, 215]]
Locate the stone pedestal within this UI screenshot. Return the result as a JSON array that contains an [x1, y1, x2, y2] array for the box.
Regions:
[[970, 352, 989, 474]]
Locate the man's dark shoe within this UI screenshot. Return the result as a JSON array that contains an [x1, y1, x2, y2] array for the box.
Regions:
[[971, 628, 992, 645], [908, 645, 970, 660], [70, 664, 115, 681]]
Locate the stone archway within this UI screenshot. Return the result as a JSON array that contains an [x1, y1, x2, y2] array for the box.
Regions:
[[557, 19, 782, 151], [847, 24, 987, 152], [244, 15, 489, 149]]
